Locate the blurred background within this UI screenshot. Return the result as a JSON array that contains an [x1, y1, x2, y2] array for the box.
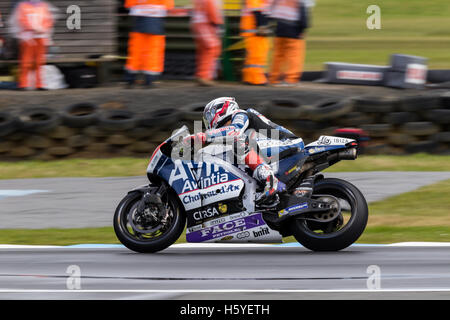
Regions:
[[0, 0, 449, 245]]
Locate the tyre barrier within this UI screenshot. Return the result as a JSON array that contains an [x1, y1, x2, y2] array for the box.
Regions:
[[260, 99, 304, 120], [98, 110, 137, 132], [300, 98, 354, 121], [0, 91, 449, 160], [18, 107, 61, 134], [61, 103, 99, 128], [0, 112, 18, 137]]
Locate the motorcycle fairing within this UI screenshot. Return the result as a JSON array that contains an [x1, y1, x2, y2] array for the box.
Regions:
[[255, 136, 308, 183], [186, 211, 283, 243], [305, 135, 356, 155], [183, 152, 283, 243], [149, 153, 244, 211]]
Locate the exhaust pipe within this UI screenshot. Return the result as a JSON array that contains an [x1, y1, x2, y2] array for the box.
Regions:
[[337, 147, 358, 160], [327, 148, 357, 164]]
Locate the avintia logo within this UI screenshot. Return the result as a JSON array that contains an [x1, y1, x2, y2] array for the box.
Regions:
[[182, 172, 230, 193]]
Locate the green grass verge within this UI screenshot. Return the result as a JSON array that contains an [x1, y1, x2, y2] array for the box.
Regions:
[[2, 179, 449, 246], [356, 226, 450, 244], [0, 154, 449, 180], [325, 154, 450, 172], [289, 0, 450, 70], [175, 0, 450, 69], [283, 226, 450, 245], [2, 226, 449, 246]]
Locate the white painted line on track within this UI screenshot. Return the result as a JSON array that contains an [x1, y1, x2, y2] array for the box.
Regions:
[[0, 190, 49, 200], [0, 289, 450, 294], [386, 242, 450, 247], [0, 242, 450, 250], [0, 245, 61, 249]]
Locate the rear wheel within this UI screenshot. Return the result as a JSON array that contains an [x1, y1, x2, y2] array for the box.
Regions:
[[113, 187, 185, 253], [290, 178, 368, 251]]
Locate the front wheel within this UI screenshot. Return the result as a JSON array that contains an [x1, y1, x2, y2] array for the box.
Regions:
[[290, 178, 368, 251], [113, 187, 185, 253]]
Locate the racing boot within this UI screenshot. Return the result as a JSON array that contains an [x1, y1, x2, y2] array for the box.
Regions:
[[253, 164, 286, 208]]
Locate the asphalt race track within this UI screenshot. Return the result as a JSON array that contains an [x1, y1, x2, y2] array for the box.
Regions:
[[0, 244, 450, 300], [1, 171, 450, 300], [1, 171, 450, 229]]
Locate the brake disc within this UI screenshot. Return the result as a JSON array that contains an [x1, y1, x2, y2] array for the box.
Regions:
[[128, 203, 164, 234], [308, 194, 342, 223]]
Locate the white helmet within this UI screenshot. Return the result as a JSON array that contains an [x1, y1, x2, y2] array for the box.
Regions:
[[203, 97, 240, 130]]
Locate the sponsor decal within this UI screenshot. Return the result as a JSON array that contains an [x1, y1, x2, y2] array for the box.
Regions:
[[286, 166, 298, 175], [257, 138, 301, 149], [186, 213, 266, 242], [293, 188, 311, 197], [308, 147, 326, 154], [252, 227, 270, 238], [317, 136, 332, 145], [182, 172, 230, 193], [337, 70, 382, 81], [278, 202, 309, 217], [147, 149, 163, 173], [207, 217, 226, 227], [316, 136, 351, 146], [182, 183, 241, 205], [229, 212, 249, 220], [190, 211, 247, 231], [200, 218, 246, 238], [169, 161, 228, 192], [278, 209, 288, 217], [218, 203, 228, 214], [193, 207, 220, 221], [187, 225, 202, 233], [405, 63, 427, 85], [237, 231, 250, 239]]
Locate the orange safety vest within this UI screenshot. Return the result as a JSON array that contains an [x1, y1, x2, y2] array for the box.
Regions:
[[240, 0, 270, 36], [125, 0, 174, 17], [192, 0, 223, 25], [270, 0, 301, 21], [16, 1, 53, 39]]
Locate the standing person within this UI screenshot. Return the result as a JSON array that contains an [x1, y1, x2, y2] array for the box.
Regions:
[[10, 0, 54, 90], [269, 0, 309, 86], [240, 0, 271, 85], [191, 0, 224, 87], [124, 0, 174, 88]]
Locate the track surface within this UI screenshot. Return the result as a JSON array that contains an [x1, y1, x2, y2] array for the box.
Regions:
[[1, 244, 450, 300], [1, 171, 450, 229], [1, 172, 450, 300]]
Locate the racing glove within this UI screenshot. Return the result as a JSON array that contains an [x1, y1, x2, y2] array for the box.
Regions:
[[182, 132, 207, 148]]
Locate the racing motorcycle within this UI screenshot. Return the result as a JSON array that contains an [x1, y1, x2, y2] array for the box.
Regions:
[[114, 125, 368, 253]]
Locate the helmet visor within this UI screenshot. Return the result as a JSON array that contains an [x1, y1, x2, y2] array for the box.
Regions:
[[203, 105, 218, 130]]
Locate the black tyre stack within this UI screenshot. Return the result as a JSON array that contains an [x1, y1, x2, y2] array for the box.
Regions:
[[0, 89, 449, 160], [0, 103, 184, 160]]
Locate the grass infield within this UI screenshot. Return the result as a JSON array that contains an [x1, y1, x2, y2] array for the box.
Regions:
[[0, 154, 449, 180]]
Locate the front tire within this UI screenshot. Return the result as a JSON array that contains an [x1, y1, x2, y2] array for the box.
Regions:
[[290, 178, 368, 251], [113, 190, 185, 253]]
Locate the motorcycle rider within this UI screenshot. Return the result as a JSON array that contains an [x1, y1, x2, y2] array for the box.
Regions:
[[183, 97, 298, 206]]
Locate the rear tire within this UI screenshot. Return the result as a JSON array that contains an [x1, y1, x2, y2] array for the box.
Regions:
[[290, 178, 368, 251], [114, 190, 185, 253]]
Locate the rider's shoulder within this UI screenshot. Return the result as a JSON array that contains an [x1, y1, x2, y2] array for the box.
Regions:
[[231, 109, 249, 118]]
